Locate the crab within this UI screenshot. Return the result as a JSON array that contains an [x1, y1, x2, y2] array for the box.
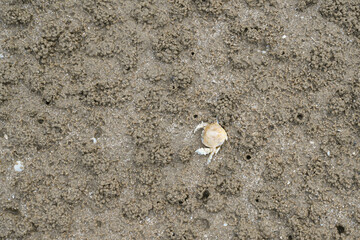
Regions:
[[194, 121, 228, 164]]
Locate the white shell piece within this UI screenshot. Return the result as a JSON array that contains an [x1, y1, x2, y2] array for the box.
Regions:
[[14, 161, 24, 172]]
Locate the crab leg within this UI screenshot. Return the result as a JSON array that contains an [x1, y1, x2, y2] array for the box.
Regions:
[[207, 147, 221, 164], [215, 146, 221, 154], [194, 122, 208, 133], [207, 151, 215, 164], [196, 148, 215, 164]]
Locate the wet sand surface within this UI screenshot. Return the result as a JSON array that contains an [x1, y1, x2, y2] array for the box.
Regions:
[[0, 0, 360, 239]]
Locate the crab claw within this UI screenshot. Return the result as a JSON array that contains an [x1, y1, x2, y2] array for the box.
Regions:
[[195, 148, 212, 155]]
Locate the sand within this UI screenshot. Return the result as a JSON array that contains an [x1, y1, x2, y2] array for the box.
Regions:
[[0, 0, 360, 239]]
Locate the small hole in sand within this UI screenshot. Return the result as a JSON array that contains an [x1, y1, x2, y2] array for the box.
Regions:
[[297, 113, 304, 120], [201, 190, 210, 200], [336, 225, 345, 234]]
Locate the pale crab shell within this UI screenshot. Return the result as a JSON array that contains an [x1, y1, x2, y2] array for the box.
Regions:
[[201, 123, 228, 148], [194, 122, 228, 163]]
